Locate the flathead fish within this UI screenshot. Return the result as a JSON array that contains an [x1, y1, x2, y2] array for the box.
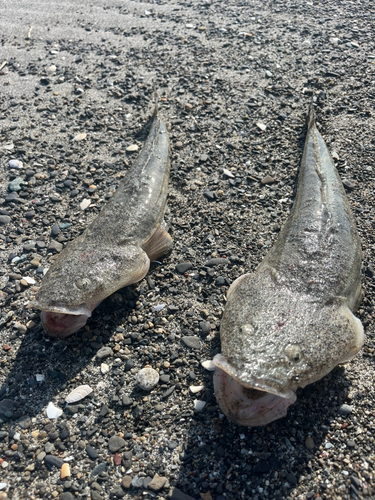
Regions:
[[29, 108, 172, 337], [213, 106, 364, 426]]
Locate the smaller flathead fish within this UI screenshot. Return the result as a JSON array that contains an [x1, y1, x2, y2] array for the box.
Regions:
[[213, 106, 364, 426], [29, 108, 172, 337]]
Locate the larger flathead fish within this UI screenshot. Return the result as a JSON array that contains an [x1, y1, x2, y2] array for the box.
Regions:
[[213, 106, 364, 426], [30, 108, 172, 337]]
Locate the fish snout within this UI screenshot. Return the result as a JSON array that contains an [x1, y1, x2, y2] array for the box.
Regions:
[[41, 311, 89, 338]]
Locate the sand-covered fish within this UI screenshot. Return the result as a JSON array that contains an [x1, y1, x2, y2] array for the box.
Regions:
[[29, 107, 172, 337], [213, 106, 364, 426]]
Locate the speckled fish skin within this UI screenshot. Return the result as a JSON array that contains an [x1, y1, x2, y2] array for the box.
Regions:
[[213, 106, 364, 427], [31, 108, 172, 338]]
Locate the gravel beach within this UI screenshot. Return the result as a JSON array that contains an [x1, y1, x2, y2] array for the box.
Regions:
[[1, 0, 375, 499]]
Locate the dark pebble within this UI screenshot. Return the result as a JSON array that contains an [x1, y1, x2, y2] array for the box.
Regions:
[[199, 321, 211, 336], [51, 223, 60, 236], [161, 385, 176, 399], [215, 276, 226, 286], [175, 262, 193, 274], [203, 190, 215, 201], [60, 493, 75, 500], [86, 445, 99, 459], [122, 396, 133, 407], [124, 359, 134, 371], [286, 472, 298, 485], [0, 215, 11, 225], [168, 487, 196, 500], [44, 455, 64, 468]]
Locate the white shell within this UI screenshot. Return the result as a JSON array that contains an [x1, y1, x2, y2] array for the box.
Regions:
[[73, 132, 87, 142], [194, 400, 206, 411], [80, 198, 91, 211], [46, 402, 63, 419], [189, 385, 204, 394], [201, 360, 216, 371], [65, 385, 93, 403]]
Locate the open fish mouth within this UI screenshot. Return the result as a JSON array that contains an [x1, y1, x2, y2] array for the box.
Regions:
[[213, 354, 297, 426], [28, 302, 93, 338]]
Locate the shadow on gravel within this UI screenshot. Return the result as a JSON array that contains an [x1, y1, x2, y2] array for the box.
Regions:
[[0, 286, 142, 424], [174, 367, 351, 500]]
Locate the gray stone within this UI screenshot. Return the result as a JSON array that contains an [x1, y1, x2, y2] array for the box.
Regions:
[[168, 487, 196, 500], [8, 177, 24, 192], [338, 404, 353, 415], [108, 435, 126, 453], [0, 216, 11, 225], [48, 239, 63, 252], [205, 258, 229, 267], [86, 445, 99, 460], [148, 474, 167, 491], [90, 462, 108, 477], [203, 190, 215, 201], [175, 262, 192, 274], [96, 346, 113, 359], [182, 336, 201, 350], [44, 454, 64, 468]]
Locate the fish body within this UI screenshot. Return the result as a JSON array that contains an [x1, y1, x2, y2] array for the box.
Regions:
[[213, 107, 364, 426], [31, 108, 173, 337]]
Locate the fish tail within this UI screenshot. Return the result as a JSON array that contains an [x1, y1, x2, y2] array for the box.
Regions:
[[308, 102, 315, 130]]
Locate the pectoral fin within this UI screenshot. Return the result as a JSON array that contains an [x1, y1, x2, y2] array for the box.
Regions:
[[142, 224, 173, 261], [338, 305, 364, 364]]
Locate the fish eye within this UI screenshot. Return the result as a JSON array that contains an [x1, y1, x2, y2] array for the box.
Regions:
[[285, 344, 303, 364], [75, 278, 91, 289]]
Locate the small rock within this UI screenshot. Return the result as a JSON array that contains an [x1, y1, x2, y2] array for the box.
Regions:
[[261, 175, 276, 185], [182, 336, 201, 350], [44, 455, 64, 468], [73, 133, 87, 142], [108, 435, 126, 453], [168, 487, 196, 500], [8, 159, 22, 169], [203, 190, 215, 201], [338, 404, 352, 415], [96, 346, 113, 359], [100, 363, 110, 375], [205, 258, 229, 267], [122, 476, 132, 489], [305, 436, 315, 450], [0, 216, 10, 225], [256, 122, 267, 131], [86, 445, 99, 460], [48, 240, 63, 253], [80, 198, 91, 210], [194, 400, 206, 411], [175, 262, 192, 274], [126, 144, 139, 152], [148, 474, 167, 491], [201, 360, 216, 371], [8, 177, 24, 192], [136, 367, 159, 391]]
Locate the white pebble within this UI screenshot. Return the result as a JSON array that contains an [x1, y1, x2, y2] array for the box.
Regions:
[[194, 400, 206, 411], [126, 144, 139, 152], [22, 276, 36, 285], [0, 483, 7, 490], [73, 132, 87, 141], [154, 304, 165, 312], [13, 433, 20, 441], [101, 363, 110, 374], [46, 402, 63, 419], [190, 385, 204, 394], [201, 360, 216, 371], [35, 374, 45, 382], [136, 367, 159, 391], [223, 168, 235, 178], [1, 462, 8, 469], [256, 122, 267, 131], [80, 199, 91, 210]]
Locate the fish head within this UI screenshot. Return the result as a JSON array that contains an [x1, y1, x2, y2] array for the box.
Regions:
[[213, 274, 364, 426], [30, 240, 150, 337]]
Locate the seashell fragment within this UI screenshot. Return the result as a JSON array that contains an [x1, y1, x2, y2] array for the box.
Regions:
[[190, 385, 204, 394], [46, 401, 63, 419], [65, 384, 93, 403], [201, 360, 216, 371], [101, 363, 110, 374], [61, 463, 70, 478], [73, 132, 87, 142]]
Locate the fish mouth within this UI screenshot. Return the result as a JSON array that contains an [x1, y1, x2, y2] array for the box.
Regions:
[[213, 354, 297, 427], [28, 302, 92, 338]]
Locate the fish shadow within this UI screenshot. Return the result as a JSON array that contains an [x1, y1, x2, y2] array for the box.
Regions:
[[173, 365, 354, 500]]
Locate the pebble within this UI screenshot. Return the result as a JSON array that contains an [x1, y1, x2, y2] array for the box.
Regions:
[[100, 363, 110, 374], [73, 132, 87, 141], [175, 262, 192, 273], [148, 474, 167, 491], [8, 177, 24, 192], [86, 445, 99, 460], [338, 403, 353, 415], [168, 487, 196, 500], [194, 400, 206, 411], [22, 276, 36, 285], [136, 367, 159, 390], [96, 346, 113, 359], [51, 223, 60, 236], [182, 336, 201, 349], [190, 385, 204, 394], [108, 435, 126, 453], [223, 168, 234, 178], [44, 455, 64, 468], [305, 436, 315, 450], [122, 476, 132, 489], [0, 216, 10, 225], [48, 240, 63, 253], [261, 175, 276, 184], [126, 144, 139, 152], [256, 122, 267, 131], [91, 463, 107, 477], [60, 493, 74, 500], [203, 190, 215, 201]]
